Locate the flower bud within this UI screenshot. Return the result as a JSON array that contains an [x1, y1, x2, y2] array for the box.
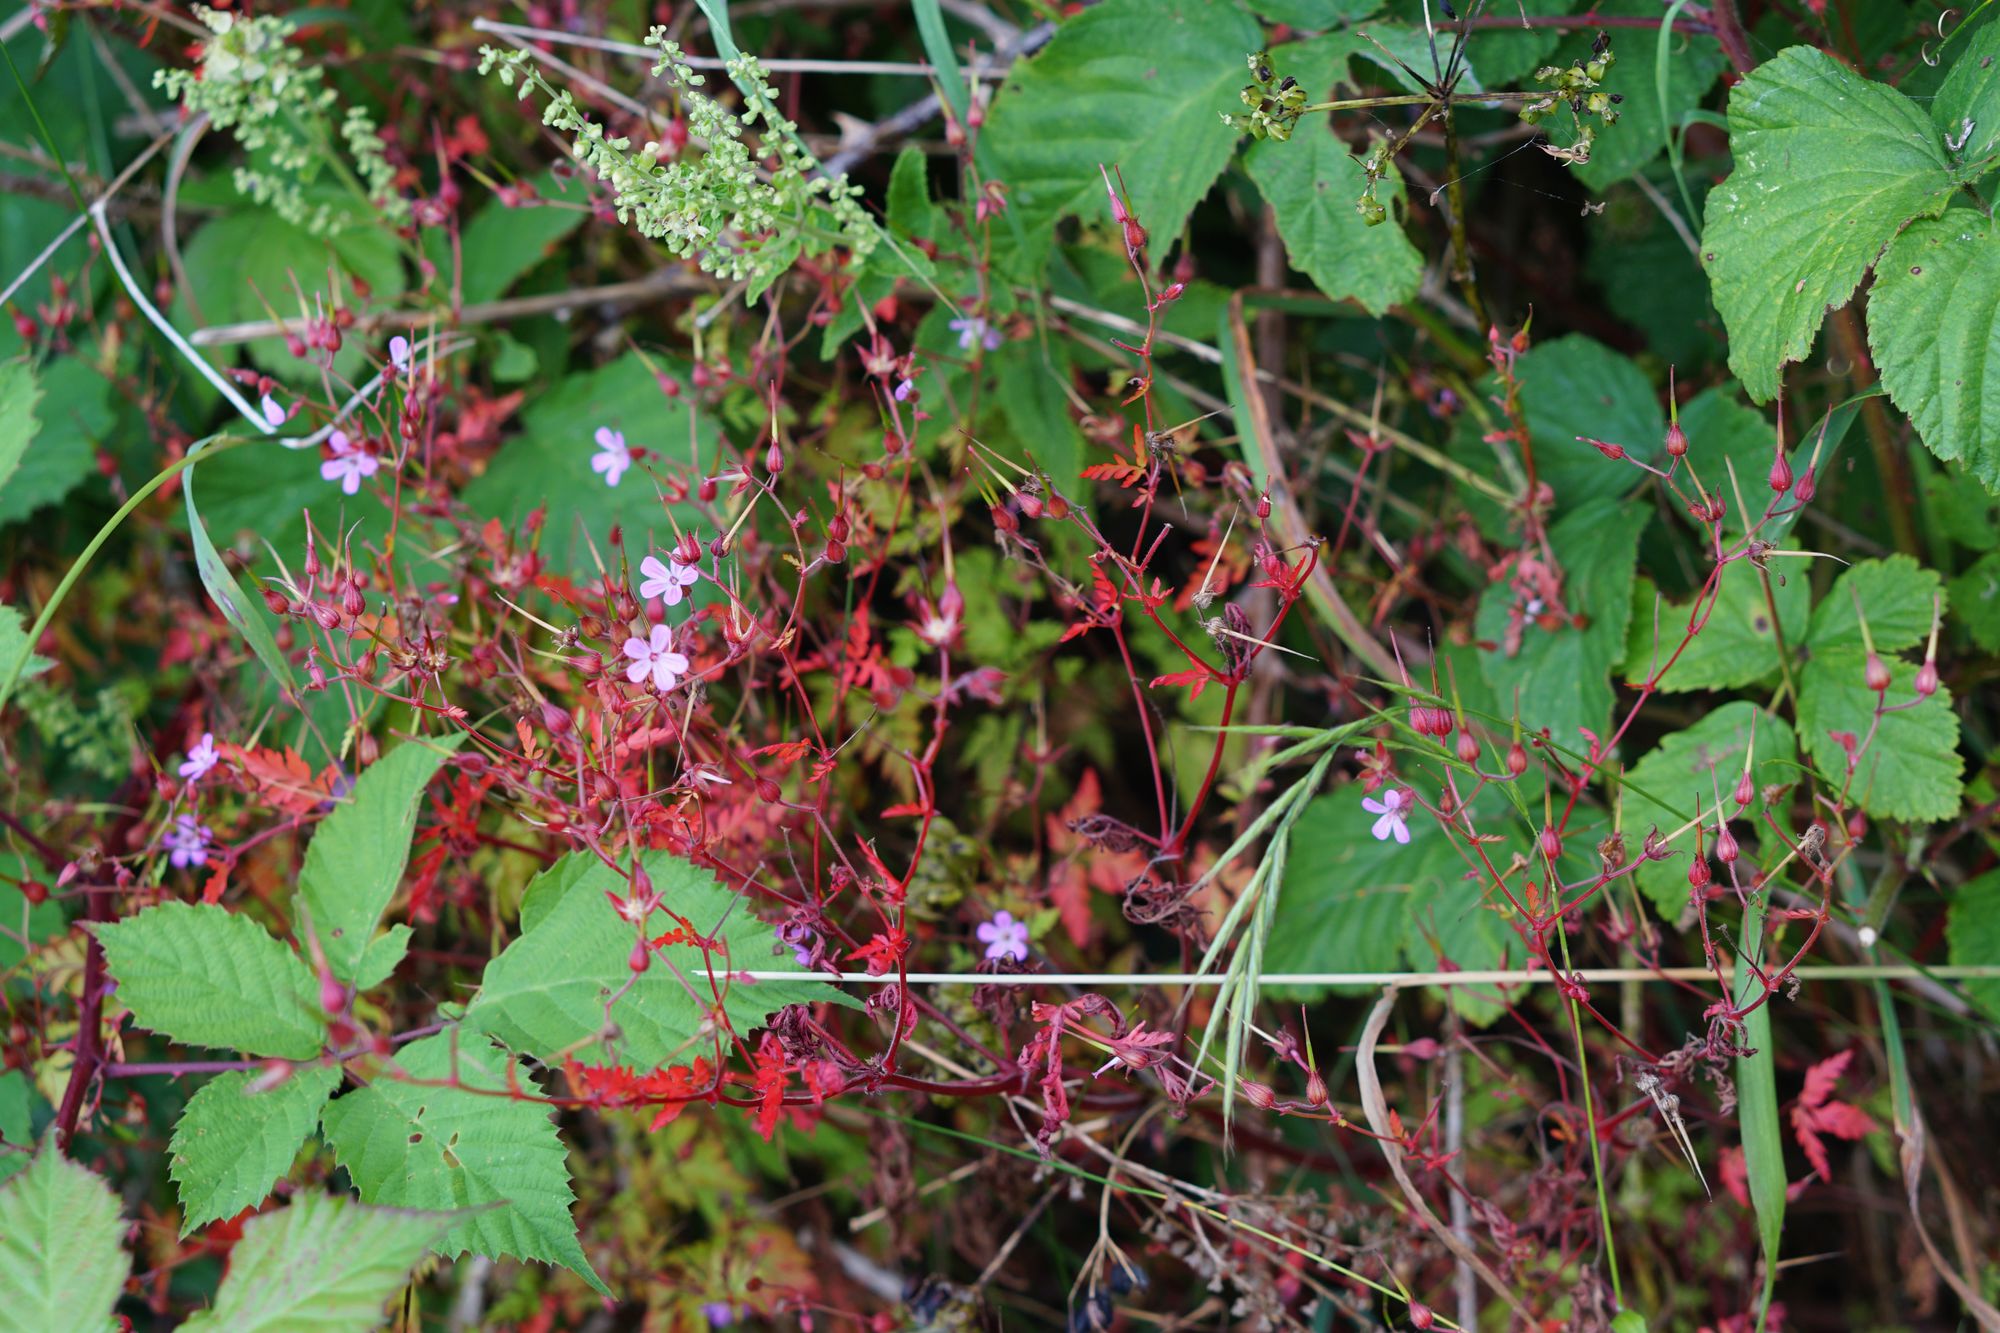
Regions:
[[320, 972, 348, 1016], [262, 586, 291, 616], [698, 476, 718, 503], [1455, 730, 1480, 765], [628, 939, 651, 973], [1538, 826, 1562, 861], [1768, 450, 1793, 494], [756, 777, 783, 803], [1733, 768, 1755, 809], [1688, 855, 1711, 890], [341, 583, 366, 619], [1715, 825, 1739, 864], [1304, 1068, 1328, 1108], [823, 540, 846, 564], [1794, 467, 1815, 503], [1409, 1304, 1435, 1330], [1665, 420, 1688, 458], [1914, 658, 1938, 697], [1018, 492, 1043, 520], [1864, 652, 1891, 693], [765, 440, 784, 474], [1239, 1080, 1276, 1110], [1506, 741, 1529, 777], [1255, 493, 1272, 519]]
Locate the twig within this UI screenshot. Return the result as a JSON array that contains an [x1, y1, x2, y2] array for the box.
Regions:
[[469, 18, 1009, 79]]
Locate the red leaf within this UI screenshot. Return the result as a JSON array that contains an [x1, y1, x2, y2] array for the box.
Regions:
[[1148, 667, 1212, 701], [749, 740, 814, 766]]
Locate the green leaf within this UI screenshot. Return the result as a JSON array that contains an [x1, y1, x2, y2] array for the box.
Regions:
[[186, 437, 295, 695], [912, 0, 969, 124], [1933, 16, 2000, 173], [1458, 0, 1568, 87], [886, 145, 941, 243], [319, 1032, 607, 1295], [0, 357, 113, 528], [0, 359, 40, 516], [1703, 46, 1956, 402], [1734, 894, 1785, 1324], [177, 206, 407, 387], [0, 1072, 33, 1185], [1797, 648, 1963, 823], [1675, 384, 1777, 504], [990, 338, 1087, 497], [0, 1142, 130, 1333], [454, 174, 584, 305], [1945, 868, 2000, 1022], [93, 902, 324, 1058], [1804, 554, 1944, 655], [0, 605, 53, 702], [353, 924, 413, 992], [466, 851, 835, 1069], [1560, 0, 1727, 192], [1245, 125, 1422, 316], [1620, 703, 1797, 917], [1623, 560, 1807, 694], [298, 737, 460, 986], [1948, 551, 2000, 651], [1866, 210, 2000, 491], [184, 1192, 459, 1331], [170, 1065, 340, 1234], [1476, 498, 1641, 751], [1249, 0, 1382, 25], [982, 0, 1261, 277], [1515, 335, 1665, 510], [461, 352, 718, 577]]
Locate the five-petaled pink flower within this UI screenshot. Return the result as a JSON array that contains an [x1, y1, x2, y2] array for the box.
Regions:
[[639, 554, 700, 606], [163, 814, 211, 869], [623, 623, 690, 692], [178, 732, 219, 782], [977, 909, 1030, 962], [1362, 788, 1414, 845], [321, 431, 379, 495], [592, 427, 632, 487]]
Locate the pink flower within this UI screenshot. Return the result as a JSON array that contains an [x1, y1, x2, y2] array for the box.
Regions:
[[592, 426, 632, 487], [1361, 788, 1414, 845], [638, 554, 701, 606], [622, 623, 690, 692], [893, 377, 916, 402], [320, 431, 379, 495], [976, 909, 1030, 962], [388, 335, 411, 371], [259, 393, 286, 429], [178, 732, 219, 782], [948, 316, 1002, 352], [163, 814, 211, 870]]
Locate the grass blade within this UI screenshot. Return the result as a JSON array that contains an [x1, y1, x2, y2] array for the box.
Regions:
[[1733, 895, 1784, 1329], [185, 437, 296, 694], [912, 0, 970, 124]]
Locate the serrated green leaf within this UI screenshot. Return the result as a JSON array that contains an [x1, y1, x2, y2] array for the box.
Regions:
[[319, 1032, 607, 1295], [184, 1191, 458, 1331], [298, 737, 459, 985], [1946, 868, 2000, 1022], [0, 360, 41, 516], [1948, 550, 2000, 650], [1245, 125, 1422, 315], [0, 356, 112, 528], [982, 0, 1260, 278], [1249, 0, 1381, 26], [1623, 560, 1807, 694], [1620, 703, 1797, 917], [1933, 17, 2000, 172], [171, 1066, 339, 1234], [353, 924, 412, 992], [466, 851, 835, 1069], [1520, 335, 1666, 509], [0, 1142, 129, 1333], [93, 902, 324, 1059], [1476, 498, 1641, 751], [1866, 210, 2000, 491], [460, 352, 718, 577], [0, 1072, 33, 1186], [1703, 46, 1956, 402], [1797, 648, 1963, 823], [1805, 554, 1945, 654]]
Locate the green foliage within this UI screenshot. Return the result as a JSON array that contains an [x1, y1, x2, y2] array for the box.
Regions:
[[450, 173, 586, 305], [1559, 0, 1726, 192], [1703, 47, 1957, 402], [0, 1143, 129, 1333], [319, 1032, 607, 1295], [1620, 704, 1798, 916], [0, 606, 53, 696], [1802, 555, 1942, 654], [0, 1072, 30, 1185], [466, 850, 833, 1068], [0, 358, 114, 528], [1946, 869, 2000, 1021], [182, 1192, 458, 1331], [1796, 648, 1962, 822], [169, 1066, 340, 1234], [1476, 498, 1641, 750], [298, 736, 460, 985], [1245, 125, 1421, 314], [1625, 562, 1807, 694], [983, 0, 1261, 277], [92, 901, 325, 1059], [0, 360, 40, 518], [1948, 551, 2000, 650]]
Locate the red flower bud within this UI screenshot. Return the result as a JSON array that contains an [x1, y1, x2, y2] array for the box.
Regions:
[[320, 972, 348, 1016], [756, 777, 783, 803], [1455, 730, 1480, 765], [1914, 658, 1938, 697], [1590, 438, 1625, 460], [1409, 1303, 1435, 1330], [1239, 1080, 1276, 1110], [1864, 651, 1891, 693], [1304, 1069, 1327, 1107], [628, 939, 651, 973], [1506, 741, 1529, 777], [765, 440, 784, 474], [698, 476, 718, 503], [1538, 826, 1562, 861], [1687, 856, 1711, 890], [1665, 421, 1688, 457], [1768, 450, 1793, 494], [1715, 825, 1739, 864], [1733, 769, 1755, 809], [1255, 493, 1272, 519], [1794, 467, 1815, 503]]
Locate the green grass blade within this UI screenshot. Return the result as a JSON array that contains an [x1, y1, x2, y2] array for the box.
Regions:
[[185, 438, 296, 694], [1733, 896, 1784, 1329], [912, 0, 970, 124]]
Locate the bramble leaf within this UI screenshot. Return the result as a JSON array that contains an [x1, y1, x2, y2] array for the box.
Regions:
[[298, 736, 460, 986], [1866, 211, 2000, 492], [1245, 125, 1421, 316], [1624, 562, 1808, 695], [1703, 46, 1956, 402], [170, 1065, 340, 1234], [0, 1142, 129, 1333], [93, 902, 324, 1059], [319, 1032, 607, 1295], [0, 360, 42, 518], [1797, 648, 1963, 823], [183, 1192, 459, 1331], [466, 851, 838, 1069], [1803, 555, 1945, 655]]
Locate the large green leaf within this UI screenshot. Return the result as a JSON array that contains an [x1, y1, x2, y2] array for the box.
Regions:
[[0, 360, 40, 518], [1619, 703, 1797, 917], [1245, 125, 1422, 315], [1476, 498, 1641, 751], [297, 736, 460, 986], [453, 173, 584, 306], [93, 902, 325, 1059], [460, 352, 717, 577], [184, 1192, 458, 1331], [1703, 46, 1956, 402], [466, 851, 833, 1069], [1623, 560, 1807, 694], [981, 0, 1261, 278], [0, 357, 114, 528], [170, 1065, 340, 1234], [1560, 0, 1727, 192], [1866, 211, 2000, 492], [319, 1032, 606, 1295], [1797, 648, 1963, 823], [1946, 868, 2000, 1022], [0, 1143, 129, 1333], [1932, 17, 2000, 174], [1803, 554, 1945, 655], [990, 338, 1087, 498]]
